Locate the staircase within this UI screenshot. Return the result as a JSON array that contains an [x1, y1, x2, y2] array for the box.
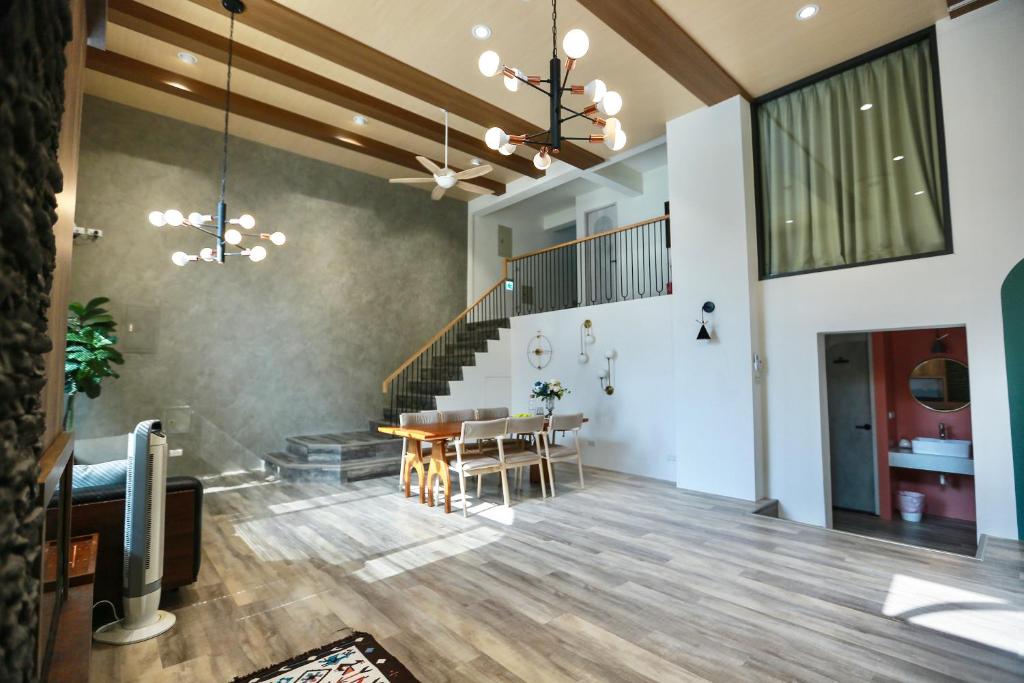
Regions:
[[261, 430, 402, 481]]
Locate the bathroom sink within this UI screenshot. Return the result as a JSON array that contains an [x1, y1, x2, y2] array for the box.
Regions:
[[911, 437, 971, 458]]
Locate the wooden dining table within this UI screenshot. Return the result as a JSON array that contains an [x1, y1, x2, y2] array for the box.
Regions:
[[377, 417, 584, 514]]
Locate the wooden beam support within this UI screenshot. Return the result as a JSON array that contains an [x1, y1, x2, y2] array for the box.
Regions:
[[106, 0, 540, 179], [187, 0, 605, 170], [947, 0, 1000, 19], [85, 48, 506, 196], [577, 0, 749, 105]]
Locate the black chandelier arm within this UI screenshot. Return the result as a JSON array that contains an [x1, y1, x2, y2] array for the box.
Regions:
[[525, 130, 551, 140], [185, 223, 220, 238], [521, 139, 553, 149], [515, 76, 551, 99], [561, 136, 599, 142], [559, 103, 601, 125]]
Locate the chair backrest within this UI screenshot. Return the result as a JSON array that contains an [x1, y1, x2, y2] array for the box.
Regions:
[[549, 413, 584, 432], [400, 411, 439, 427], [441, 408, 475, 423], [475, 406, 510, 420], [461, 418, 508, 441], [507, 415, 545, 434]]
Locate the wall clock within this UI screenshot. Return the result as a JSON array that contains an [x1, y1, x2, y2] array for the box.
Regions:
[[527, 332, 553, 370]]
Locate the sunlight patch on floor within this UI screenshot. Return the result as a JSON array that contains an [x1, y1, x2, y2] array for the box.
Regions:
[[204, 479, 280, 494], [353, 526, 504, 583], [882, 574, 1024, 655], [267, 486, 392, 514]]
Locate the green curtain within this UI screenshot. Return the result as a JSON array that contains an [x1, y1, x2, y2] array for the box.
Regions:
[[757, 39, 947, 277]]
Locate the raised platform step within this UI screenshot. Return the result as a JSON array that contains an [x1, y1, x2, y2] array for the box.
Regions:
[[264, 430, 402, 482]]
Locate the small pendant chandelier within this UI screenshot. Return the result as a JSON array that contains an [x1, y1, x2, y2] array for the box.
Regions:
[[147, 0, 285, 266], [477, 0, 627, 171]]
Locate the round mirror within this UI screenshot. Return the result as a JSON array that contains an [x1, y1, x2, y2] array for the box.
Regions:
[[909, 358, 970, 412]]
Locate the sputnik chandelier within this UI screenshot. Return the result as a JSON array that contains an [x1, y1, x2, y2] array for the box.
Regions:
[[147, 0, 285, 266], [477, 0, 627, 171]]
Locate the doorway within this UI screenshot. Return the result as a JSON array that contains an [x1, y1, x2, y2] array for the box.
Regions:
[[824, 328, 978, 556]]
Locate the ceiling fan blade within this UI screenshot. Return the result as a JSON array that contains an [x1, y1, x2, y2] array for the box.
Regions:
[[453, 164, 493, 180], [416, 156, 442, 175], [389, 177, 435, 184], [431, 184, 447, 201], [457, 182, 492, 195]]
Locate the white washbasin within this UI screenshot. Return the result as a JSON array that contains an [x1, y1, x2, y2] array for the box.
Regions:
[[911, 437, 971, 458]]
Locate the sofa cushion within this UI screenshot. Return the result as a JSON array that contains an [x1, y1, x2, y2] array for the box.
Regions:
[[73, 459, 127, 489]]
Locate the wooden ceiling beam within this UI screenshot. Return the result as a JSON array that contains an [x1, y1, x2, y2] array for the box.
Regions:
[[187, 0, 605, 170], [85, 48, 506, 196], [947, 0, 1000, 19], [577, 0, 750, 105], [106, 0, 541, 178]]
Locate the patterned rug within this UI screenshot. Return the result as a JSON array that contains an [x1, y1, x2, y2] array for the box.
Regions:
[[231, 632, 420, 683]]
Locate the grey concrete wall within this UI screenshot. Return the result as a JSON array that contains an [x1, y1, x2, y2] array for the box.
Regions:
[[71, 97, 466, 475]]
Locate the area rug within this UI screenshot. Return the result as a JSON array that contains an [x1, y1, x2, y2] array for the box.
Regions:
[[231, 632, 420, 683]]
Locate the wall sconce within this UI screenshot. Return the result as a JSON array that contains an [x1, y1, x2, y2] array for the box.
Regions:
[[697, 301, 715, 341], [599, 350, 615, 394], [578, 319, 595, 363]]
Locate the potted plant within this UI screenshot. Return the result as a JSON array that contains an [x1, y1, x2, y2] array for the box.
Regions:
[[531, 379, 570, 417], [64, 297, 124, 430]]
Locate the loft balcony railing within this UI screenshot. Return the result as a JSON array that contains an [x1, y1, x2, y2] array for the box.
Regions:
[[381, 212, 671, 423]]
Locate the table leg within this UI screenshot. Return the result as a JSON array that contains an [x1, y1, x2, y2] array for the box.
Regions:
[[404, 440, 425, 502], [437, 439, 453, 514]]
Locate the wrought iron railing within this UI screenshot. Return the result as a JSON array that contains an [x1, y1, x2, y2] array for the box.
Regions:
[[505, 213, 671, 315], [380, 213, 671, 424]]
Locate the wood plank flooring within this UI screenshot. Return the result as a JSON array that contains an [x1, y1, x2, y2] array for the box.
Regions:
[[832, 507, 979, 556], [91, 468, 1024, 682]]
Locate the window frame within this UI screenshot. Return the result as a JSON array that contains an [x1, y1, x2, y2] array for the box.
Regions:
[[751, 27, 953, 281]]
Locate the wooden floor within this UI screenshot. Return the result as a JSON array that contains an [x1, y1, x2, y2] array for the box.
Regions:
[[92, 468, 1024, 682], [832, 507, 979, 556]]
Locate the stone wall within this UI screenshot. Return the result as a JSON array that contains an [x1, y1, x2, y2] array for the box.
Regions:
[[0, 1, 71, 679]]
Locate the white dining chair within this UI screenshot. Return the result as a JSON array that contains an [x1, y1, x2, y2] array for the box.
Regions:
[[503, 416, 548, 498], [474, 407, 509, 420], [540, 413, 585, 495], [450, 418, 509, 517], [397, 411, 439, 492]]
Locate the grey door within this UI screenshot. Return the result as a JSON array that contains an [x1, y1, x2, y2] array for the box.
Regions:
[[826, 334, 876, 513]]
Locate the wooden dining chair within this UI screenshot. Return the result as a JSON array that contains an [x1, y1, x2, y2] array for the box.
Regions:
[[397, 411, 439, 492], [503, 416, 548, 497], [450, 418, 509, 517], [540, 413, 585, 495]]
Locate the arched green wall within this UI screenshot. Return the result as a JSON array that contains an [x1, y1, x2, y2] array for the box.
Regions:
[[1003, 259, 1024, 540]]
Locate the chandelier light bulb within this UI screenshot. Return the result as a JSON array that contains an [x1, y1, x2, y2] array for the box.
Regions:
[[597, 91, 622, 116], [478, 50, 501, 77], [164, 209, 184, 227], [171, 251, 190, 267], [498, 142, 517, 156], [236, 214, 256, 230], [188, 212, 209, 226], [584, 79, 607, 103], [562, 29, 590, 60], [148, 210, 167, 227], [224, 228, 243, 245], [503, 68, 522, 92], [533, 150, 552, 171], [199, 247, 215, 261], [484, 126, 507, 150], [269, 231, 286, 246], [248, 245, 267, 262], [602, 117, 621, 137], [604, 128, 627, 152]]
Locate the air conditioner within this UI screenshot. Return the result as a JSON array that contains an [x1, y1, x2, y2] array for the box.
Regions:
[[94, 420, 176, 644]]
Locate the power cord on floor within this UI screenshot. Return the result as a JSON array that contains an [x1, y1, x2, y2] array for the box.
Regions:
[[93, 599, 119, 622]]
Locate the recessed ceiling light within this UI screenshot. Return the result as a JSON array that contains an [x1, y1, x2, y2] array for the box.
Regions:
[[177, 51, 198, 65], [352, 115, 368, 126], [892, 154, 905, 161], [860, 103, 873, 111], [166, 81, 191, 91], [796, 4, 819, 20], [470, 157, 483, 166], [471, 24, 492, 40]]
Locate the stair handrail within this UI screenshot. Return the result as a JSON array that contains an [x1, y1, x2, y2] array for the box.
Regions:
[[506, 213, 669, 263], [382, 271, 507, 393]]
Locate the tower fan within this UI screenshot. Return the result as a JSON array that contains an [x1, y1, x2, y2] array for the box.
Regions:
[[94, 420, 177, 644]]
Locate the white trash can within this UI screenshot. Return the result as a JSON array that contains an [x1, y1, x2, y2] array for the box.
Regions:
[[897, 490, 925, 522]]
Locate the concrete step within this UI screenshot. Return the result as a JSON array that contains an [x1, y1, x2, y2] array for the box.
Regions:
[[264, 430, 403, 482], [284, 430, 400, 459]]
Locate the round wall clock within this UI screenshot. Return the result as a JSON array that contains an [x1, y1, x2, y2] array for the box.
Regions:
[[527, 332, 553, 370]]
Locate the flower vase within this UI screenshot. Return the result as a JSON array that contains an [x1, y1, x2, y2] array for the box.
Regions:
[[543, 396, 555, 418]]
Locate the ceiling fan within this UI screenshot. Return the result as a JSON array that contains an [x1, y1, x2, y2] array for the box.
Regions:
[[389, 110, 494, 200]]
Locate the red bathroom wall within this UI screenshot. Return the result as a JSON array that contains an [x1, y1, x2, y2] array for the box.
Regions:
[[874, 328, 976, 522]]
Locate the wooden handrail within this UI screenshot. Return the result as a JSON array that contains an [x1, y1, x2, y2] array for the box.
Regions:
[[382, 276, 506, 393], [507, 213, 669, 262]]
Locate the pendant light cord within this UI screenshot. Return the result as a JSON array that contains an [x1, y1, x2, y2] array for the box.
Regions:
[[219, 11, 236, 205], [551, 0, 558, 58]]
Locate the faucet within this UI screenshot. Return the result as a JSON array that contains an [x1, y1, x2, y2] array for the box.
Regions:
[[939, 422, 947, 440]]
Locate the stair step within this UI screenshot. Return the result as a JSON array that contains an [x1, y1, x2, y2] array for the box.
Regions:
[[395, 394, 437, 410], [416, 367, 463, 381], [407, 379, 450, 395], [285, 430, 401, 458], [264, 430, 403, 482]]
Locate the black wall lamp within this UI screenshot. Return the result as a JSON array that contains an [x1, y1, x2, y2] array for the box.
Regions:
[[697, 301, 715, 341]]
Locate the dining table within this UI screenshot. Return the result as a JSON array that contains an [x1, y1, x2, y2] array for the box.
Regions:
[[377, 417, 585, 514]]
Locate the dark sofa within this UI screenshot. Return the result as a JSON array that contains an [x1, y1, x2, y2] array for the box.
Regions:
[[47, 461, 203, 607]]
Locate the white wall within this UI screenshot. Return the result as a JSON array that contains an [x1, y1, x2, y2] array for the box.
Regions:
[[666, 97, 765, 501], [573, 166, 669, 239], [437, 329, 512, 412], [510, 296, 677, 481]]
